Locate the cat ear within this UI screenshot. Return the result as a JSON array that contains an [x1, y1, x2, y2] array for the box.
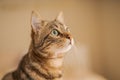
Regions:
[[55, 12, 64, 24], [31, 11, 42, 32]]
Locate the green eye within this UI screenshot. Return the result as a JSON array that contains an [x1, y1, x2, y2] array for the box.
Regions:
[[51, 29, 59, 36]]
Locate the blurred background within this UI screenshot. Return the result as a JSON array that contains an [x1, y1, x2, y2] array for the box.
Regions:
[[0, 0, 120, 80]]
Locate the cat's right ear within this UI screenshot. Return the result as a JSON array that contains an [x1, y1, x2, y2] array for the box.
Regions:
[[31, 11, 42, 33]]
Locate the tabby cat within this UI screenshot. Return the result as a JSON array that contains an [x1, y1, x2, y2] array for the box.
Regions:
[[2, 11, 74, 80]]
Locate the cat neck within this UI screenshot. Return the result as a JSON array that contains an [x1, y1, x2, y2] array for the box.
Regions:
[[23, 49, 64, 80], [16, 51, 63, 80], [29, 49, 64, 69]]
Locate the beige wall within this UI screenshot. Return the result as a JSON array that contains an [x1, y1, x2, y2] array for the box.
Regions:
[[0, 0, 120, 80], [100, 1, 120, 80]]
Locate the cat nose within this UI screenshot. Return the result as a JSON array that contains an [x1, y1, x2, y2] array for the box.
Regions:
[[65, 34, 74, 45], [66, 34, 71, 39]]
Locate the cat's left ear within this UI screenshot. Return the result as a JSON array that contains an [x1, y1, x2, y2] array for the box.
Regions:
[[55, 12, 64, 24], [31, 11, 42, 33]]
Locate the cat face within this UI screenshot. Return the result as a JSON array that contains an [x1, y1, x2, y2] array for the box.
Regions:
[[31, 11, 74, 58]]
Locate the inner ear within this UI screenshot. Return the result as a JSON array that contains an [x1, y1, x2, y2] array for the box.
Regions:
[[55, 12, 64, 24], [31, 11, 42, 33]]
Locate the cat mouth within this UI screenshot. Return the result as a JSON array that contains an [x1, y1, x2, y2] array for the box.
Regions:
[[69, 38, 74, 45]]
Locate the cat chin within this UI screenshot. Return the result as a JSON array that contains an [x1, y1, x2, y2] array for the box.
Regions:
[[49, 39, 74, 55], [55, 44, 72, 54], [55, 39, 74, 54]]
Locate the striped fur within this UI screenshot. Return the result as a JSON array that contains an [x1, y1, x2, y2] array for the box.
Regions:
[[2, 11, 73, 80]]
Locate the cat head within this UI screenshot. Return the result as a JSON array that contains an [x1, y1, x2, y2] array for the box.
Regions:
[[30, 11, 74, 58]]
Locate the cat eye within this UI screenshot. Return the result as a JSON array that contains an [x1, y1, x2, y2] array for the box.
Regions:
[[51, 29, 59, 36]]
